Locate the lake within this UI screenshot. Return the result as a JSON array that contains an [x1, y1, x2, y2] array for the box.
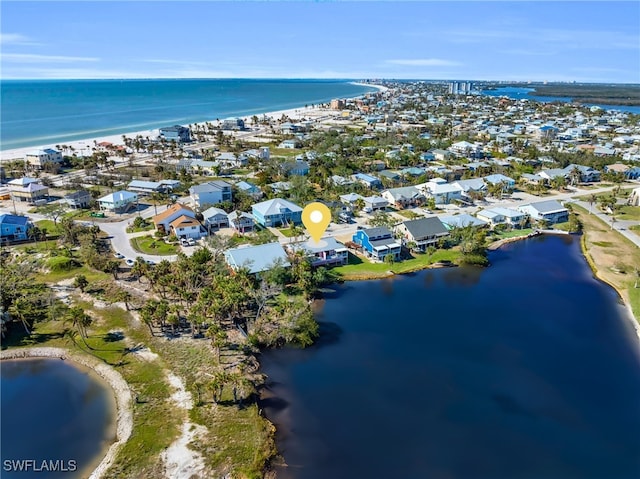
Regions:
[[482, 87, 640, 114], [0, 358, 116, 478], [260, 235, 640, 479]]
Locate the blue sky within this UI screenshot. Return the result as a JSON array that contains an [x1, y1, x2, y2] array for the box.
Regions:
[[1, 1, 638, 82]]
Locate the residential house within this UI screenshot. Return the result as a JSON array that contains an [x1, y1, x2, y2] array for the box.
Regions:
[[452, 178, 487, 196], [217, 152, 248, 168], [98, 190, 138, 213], [0, 214, 33, 242], [127, 180, 165, 195], [202, 207, 229, 231], [418, 182, 463, 205], [252, 198, 303, 227], [629, 187, 640, 206], [484, 174, 516, 189], [268, 181, 292, 194], [283, 160, 310, 176], [63, 190, 91, 209], [288, 237, 349, 267], [400, 167, 425, 178], [331, 175, 355, 187], [278, 139, 301, 149], [25, 148, 63, 169], [352, 227, 401, 262], [449, 141, 483, 158], [362, 195, 388, 212], [382, 186, 425, 209], [224, 242, 289, 274], [395, 217, 449, 252], [339, 193, 364, 207], [10, 181, 49, 204], [152, 203, 197, 233], [564, 164, 601, 183], [189, 180, 232, 208], [431, 149, 453, 162], [221, 118, 245, 130], [379, 170, 401, 182], [518, 200, 569, 224], [440, 214, 488, 230], [170, 216, 203, 239], [520, 173, 546, 185], [235, 180, 263, 199], [228, 211, 255, 233], [477, 207, 526, 228], [352, 173, 382, 189], [159, 125, 191, 142]]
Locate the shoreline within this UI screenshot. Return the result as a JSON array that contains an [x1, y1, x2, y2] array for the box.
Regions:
[[0, 81, 382, 160], [0, 347, 133, 479]]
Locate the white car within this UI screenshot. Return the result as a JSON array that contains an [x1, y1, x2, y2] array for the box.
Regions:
[[125, 259, 135, 267], [114, 252, 125, 259], [187, 238, 196, 246]]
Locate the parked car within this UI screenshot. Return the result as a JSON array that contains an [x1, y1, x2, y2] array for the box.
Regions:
[[187, 238, 196, 246], [180, 238, 189, 246], [125, 258, 135, 266], [114, 252, 125, 259]]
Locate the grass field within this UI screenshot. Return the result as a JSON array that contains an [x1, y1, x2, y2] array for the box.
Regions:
[[130, 235, 179, 255], [334, 249, 461, 280]]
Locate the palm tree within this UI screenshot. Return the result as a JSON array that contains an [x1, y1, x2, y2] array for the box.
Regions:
[[588, 194, 597, 214], [65, 306, 93, 349]]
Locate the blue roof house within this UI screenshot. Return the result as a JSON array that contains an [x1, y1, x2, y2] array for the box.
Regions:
[[352, 173, 382, 189], [159, 125, 191, 142], [0, 214, 33, 242], [252, 198, 303, 227], [352, 227, 401, 262]]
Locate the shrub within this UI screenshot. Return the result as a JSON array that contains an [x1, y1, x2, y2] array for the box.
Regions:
[[47, 256, 80, 272]]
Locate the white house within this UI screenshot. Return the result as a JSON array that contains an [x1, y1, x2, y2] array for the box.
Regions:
[[25, 149, 63, 169], [98, 190, 138, 213], [418, 182, 463, 205], [518, 200, 569, 224]]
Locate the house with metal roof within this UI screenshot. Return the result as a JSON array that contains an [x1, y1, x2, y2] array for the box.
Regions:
[[25, 148, 63, 169], [395, 217, 449, 252], [477, 207, 526, 228], [484, 174, 516, 188], [10, 181, 49, 204], [98, 190, 138, 213], [127, 180, 164, 195], [63, 190, 91, 209], [0, 214, 33, 242], [352, 173, 382, 189], [352, 227, 401, 262], [189, 180, 232, 208], [418, 181, 463, 205], [252, 198, 302, 227], [381, 186, 425, 209], [228, 211, 255, 233], [518, 200, 569, 224], [440, 214, 488, 230], [235, 181, 263, 199], [288, 237, 349, 267], [159, 125, 191, 142], [202, 207, 229, 231], [224, 242, 289, 274]]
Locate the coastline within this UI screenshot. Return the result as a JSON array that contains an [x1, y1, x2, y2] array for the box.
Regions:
[[0, 347, 133, 479], [0, 81, 382, 160]]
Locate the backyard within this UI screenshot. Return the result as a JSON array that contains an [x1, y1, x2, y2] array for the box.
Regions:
[[130, 235, 179, 255]]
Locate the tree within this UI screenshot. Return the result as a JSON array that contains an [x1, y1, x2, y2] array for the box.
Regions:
[[368, 211, 396, 229], [73, 274, 89, 292], [65, 306, 93, 349], [39, 203, 67, 226], [588, 194, 597, 214]]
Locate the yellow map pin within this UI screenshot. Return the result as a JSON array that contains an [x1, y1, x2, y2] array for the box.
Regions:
[[302, 202, 331, 243]]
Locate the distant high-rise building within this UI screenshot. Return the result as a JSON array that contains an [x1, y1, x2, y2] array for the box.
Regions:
[[448, 81, 473, 95]]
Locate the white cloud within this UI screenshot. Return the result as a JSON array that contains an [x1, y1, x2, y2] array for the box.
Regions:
[[0, 33, 40, 46], [2, 53, 99, 63], [385, 59, 462, 67]]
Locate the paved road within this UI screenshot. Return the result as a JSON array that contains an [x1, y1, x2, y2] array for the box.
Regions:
[[570, 200, 640, 248]]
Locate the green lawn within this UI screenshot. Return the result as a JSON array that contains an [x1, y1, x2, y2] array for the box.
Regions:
[[334, 250, 461, 280], [630, 224, 640, 237], [130, 235, 179, 255], [490, 228, 534, 240], [35, 219, 63, 235], [126, 224, 155, 233], [616, 205, 640, 221], [278, 227, 300, 238]]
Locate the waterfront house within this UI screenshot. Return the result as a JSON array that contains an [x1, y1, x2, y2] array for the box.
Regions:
[[477, 207, 526, 228], [395, 217, 449, 252], [252, 198, 303, 227], [0, 214, 33, 242], [170, 215, 203, 239], [224, 242, 289, 274], [518, 200, 569, 224], [98, 191, 138, 213], [228, 211, 255, 233], [288, 237, 349, 267], [189, 180, 232, 209], [381, 186, 425, 209], [352, 227, 401, 262], [159, 125, 191, 142], [221, 118, 245, 130], [63, 190, 91, 209], [153, 203, 197, 234], [25, 148, 63, 169], [440, 214, 488, 230], [202, 206, 229, 231], [352, 173, 383, 189]]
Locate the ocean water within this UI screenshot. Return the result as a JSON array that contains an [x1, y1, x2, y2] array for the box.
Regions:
[[260, 235, 640, 479], [482, 86, 640, 114], [1, 358, 116, 478], [0, 79, 377, 150]]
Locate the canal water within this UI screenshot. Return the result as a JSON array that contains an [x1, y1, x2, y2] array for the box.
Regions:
[[260, 235, 640, 479], [1, 358, 116, 478]]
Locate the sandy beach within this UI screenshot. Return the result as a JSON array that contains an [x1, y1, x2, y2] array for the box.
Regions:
[[0, 82, 387, 163]]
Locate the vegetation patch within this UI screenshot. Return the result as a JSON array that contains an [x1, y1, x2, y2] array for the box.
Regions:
[[130, 235, 179, 255]]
